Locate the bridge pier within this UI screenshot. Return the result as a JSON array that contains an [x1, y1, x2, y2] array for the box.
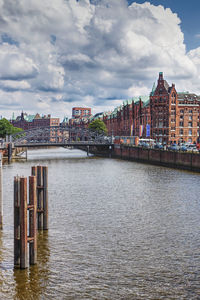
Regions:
[[87, 145, 89, 156], [8, 143, 12, 163]]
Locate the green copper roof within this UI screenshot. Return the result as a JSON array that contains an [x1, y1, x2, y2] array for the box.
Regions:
[[150, 82, 156, 96], [24, 115, 35, 122], [62, 116, 68, 123]]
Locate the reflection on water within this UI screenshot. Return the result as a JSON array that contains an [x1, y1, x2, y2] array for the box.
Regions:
[[0, 147, 200, 299], [14, 231, 50, 300]]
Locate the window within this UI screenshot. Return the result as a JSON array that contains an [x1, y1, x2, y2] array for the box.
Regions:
[[179, 129, 183, 135], [189, 110, 193, 113], [188, 122, 192, 127], [180, 109, 184, 113], [189, 129, 192, 136], [180, 115, 183, 119], [179, 122, 183, 127], [171, 93, 176, 104], [189, 115, 192, 120]]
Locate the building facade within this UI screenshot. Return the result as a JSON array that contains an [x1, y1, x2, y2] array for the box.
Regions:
[[11, 112, 60, 130], [103, 73, 200, 144], [150, 72, 200, 144], [69, 107, 92, 128], [72, 107, 91, 119]]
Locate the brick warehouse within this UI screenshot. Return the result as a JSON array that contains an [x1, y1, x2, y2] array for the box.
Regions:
[[11, 112, 60, 130], [103, 72, 200, 144]]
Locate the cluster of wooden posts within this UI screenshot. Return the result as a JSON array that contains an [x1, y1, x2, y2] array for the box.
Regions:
[[14, 166, 48, 269]]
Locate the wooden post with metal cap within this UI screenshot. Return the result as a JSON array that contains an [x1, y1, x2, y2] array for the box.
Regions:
[[14, 176, 20, 267], [31, 165, 48, 231], [20, 177, 28, 269], [28, 175, 37, 265], [43, 166, 48, 230], [14, 175, 37, 269]]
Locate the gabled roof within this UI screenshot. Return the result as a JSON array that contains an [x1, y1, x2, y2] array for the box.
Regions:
[[163, 80, 169, 91]]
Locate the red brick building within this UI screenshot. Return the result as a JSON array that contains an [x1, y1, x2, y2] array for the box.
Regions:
[[103, 73, 200, 144], [11, 112, 60, 130], [69, 107, 92, 128], [103, 96, 151, 138], [150, 72, 200, 144], [72, 107, 91, 119]]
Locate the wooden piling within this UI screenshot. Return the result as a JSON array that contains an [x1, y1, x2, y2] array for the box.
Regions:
[[29, 176, 37, 265], [14, 176, 20, 267], [32, 165, 48, 231], [20, 177, 28, 269], [0, 153, 2, 229], [37, 166, 43, 230], [43, 166, 48, 230]]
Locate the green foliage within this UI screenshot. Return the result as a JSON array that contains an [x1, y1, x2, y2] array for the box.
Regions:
[[0, 118, 22, 138], [88, 119, 108, 135]]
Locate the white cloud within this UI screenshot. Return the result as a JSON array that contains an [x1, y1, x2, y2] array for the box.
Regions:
[[0, 44, 38, 80], [0, 79, 30, 91], [0, 0, 199, 119]]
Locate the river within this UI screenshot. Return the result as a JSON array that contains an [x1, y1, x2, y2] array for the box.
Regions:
[[0, 147, 200, 299]]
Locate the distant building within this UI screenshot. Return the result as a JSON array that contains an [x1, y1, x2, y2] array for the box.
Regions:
[[11, 112, 60, 130], [103, 72, 200, 144], [60, 116, 68, 127], [72, 107, 91, 119], [69, 107, 92, 128], [150, 72, 200, 144]]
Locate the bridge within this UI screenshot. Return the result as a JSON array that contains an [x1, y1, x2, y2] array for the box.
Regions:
[[4, 125, 113, 161], [11, 125, 112, 146]]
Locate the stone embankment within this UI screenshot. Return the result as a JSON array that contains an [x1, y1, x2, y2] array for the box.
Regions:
[[113, 145, 200, 172]]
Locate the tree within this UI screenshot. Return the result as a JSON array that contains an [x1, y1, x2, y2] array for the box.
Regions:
[[88, 119, 108, 135], [0, 118, 22, 138]]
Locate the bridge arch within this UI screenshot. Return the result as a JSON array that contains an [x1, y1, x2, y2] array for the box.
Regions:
[[11, 125, 111, 147]]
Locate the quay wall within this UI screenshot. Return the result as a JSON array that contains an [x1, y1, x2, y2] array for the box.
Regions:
[[113, 145, 200, 172]]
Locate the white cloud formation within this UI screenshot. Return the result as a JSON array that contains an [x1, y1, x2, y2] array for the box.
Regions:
[[0, 0, 199, 118]]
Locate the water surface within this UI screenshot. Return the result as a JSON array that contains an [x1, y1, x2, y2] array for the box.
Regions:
[[0, 148, 200, 299]]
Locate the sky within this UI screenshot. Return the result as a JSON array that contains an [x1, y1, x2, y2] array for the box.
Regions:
[[0, 0, 200, 120]]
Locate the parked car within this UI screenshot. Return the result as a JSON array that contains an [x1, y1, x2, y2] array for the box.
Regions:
[[186, 144, 199, 152], [168, 144, 179, 151], [138, 142, 150, 148], [180, 145, 188, 152], [154, 143, 164, 150]]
